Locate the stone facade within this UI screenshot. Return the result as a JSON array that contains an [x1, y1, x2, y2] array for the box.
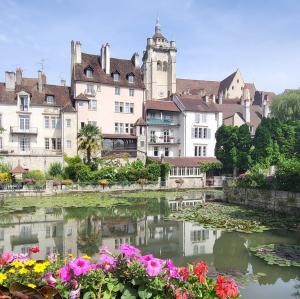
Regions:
[[224, 187, 300, 216]]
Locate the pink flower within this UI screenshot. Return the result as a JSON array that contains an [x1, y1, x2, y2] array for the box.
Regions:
[[70, 288, 80, 299], [119, 244, 140, 257], [44, 272, 56, 286], [99, 246, 111, 255], [145, 258, 163, 277], [166, 259, 179, 278], [99, 254, 116, 266], [59, 265, 72, 282], [138, 254, 154, 265], [70, 257, 91, 276], [0, 251, 11, 265]]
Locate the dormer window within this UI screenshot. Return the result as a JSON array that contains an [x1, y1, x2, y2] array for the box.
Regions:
[[127, 74, 134, 83], [113, 72, 120, 81], [20, 95, 29, 111], [46, 95, 54, 105], [85, 67, 93, 78]]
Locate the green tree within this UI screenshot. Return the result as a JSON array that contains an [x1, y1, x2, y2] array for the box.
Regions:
[[215, 125, 239, 175], [48, 162, 64, 178], [271, 89, 300, 121], [236, 124, 252, 173], [78, 124, 102, 164]]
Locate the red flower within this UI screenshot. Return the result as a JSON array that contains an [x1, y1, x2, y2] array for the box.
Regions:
[[215, 275, 239, 299], [175, 290, 188, 299], [29, 247, 40, 253], [193, 261, 208, 284], [0, 251, 11, 265], [178, 267, 189, 281]]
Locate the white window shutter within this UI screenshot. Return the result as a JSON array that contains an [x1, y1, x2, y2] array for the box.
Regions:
[[192, 128, 195, 138], [195, 113, 200, 123], [207, 129, 211, 139]]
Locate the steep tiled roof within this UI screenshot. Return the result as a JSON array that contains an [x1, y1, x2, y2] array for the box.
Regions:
[[134, 117, 147, 126], [145, 100, 180, 112], [244, 83, 256, 99], [253, 91, 276, 106], [0, 80, 73, 110], [73, 53, 145, 89], [74, 93, 90, 101], [218, 103, 262, 130], [10, 165, 27, 174], [219, 70, 237, 93], [153, 157, 220, 167], [177, 95, 221, 112], [176, 78, 220, 96]]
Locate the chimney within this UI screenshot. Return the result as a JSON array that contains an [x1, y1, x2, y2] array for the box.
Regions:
[[100, 44, 105, 70], [131, 52, 140, 68], [60, 79, 66, 86], [38, 70, 44, 92], [104, 43, 110, 75], [204, 95, 209, 103], [5, 71, 16, 90], [218, 93, 223, 104], [16, 68, 22, 85], [74, 41, 82, 64], [242, 88, 251, 123]]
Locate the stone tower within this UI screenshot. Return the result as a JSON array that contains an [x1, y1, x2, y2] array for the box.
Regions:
[[142, 18, 177, 100]]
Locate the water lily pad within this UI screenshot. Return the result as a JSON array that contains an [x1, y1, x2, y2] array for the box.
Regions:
[[250, 244, 300, 267]]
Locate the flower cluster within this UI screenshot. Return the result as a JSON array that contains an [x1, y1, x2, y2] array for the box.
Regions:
[[0, 245, 240, 299]]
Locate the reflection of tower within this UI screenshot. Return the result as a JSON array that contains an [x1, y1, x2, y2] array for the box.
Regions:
[[142, 18, 177, 100]]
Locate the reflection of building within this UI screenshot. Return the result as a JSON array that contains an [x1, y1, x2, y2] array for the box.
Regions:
[[0, 208, 78, 259]]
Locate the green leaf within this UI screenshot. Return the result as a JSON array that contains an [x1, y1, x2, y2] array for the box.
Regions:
[[138, 287, 152, 299]]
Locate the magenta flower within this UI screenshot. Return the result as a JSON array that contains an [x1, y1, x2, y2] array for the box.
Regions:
[[138, 254, 154, 265], [70, 257, 91, 276], [44, 272, 56, 286], [145, 258, 163, 277], [166, 259, 179, 278], [119, 244, 140, 257], [99, 254, 116, 266], [59, 265, 72, 282]]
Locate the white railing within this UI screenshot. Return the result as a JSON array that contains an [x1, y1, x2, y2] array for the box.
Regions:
[[10, 127, 38, 134], [0, 147, 62, 156]]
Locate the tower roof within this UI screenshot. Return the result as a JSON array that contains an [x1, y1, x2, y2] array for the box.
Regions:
[[152, 17, 166, 40]]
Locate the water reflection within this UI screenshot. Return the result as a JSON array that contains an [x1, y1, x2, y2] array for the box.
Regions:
[[0, 193, 299, 299]]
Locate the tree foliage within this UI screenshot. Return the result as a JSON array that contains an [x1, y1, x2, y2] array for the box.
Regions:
[[78, 124, 102, 164], [271, 89, 300, 121]]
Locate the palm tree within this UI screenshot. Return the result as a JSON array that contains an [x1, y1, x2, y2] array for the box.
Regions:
[[78, 124, 102, 164]]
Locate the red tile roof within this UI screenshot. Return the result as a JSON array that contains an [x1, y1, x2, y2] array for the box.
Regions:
[[177, 95, 221, 112], [177, 78, 220, 96], [10, 165, 27, 174], [73, 53, 145, 89], [145, 100, 180, 112], [219, 70, 237, 93]]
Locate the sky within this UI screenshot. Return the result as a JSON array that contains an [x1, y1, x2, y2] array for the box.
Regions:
[[0, 0, 300, 93]]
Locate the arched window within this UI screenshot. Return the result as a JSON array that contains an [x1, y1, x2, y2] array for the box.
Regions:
[[163, 61, 168, 72], [157, 61, 162, 71]]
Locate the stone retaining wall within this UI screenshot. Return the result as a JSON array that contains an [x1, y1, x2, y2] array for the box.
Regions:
[[224, 187, 300, 216]]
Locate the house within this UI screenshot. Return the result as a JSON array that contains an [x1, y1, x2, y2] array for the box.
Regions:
[[0, 69, 76, 171]]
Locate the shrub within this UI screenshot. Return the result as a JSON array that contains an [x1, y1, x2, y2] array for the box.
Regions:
[[146, 163, 161, 182], [0, 172, 11, 184], [62, 179, 73, 186], [24, 170, 45, 182], [99, 178, 109, 189], [275, 158, 300, 192], [48, 162, 64, 178], [0, 161, 10, 173]]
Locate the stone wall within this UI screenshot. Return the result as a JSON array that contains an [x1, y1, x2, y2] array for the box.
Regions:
[[224, 187, 300, 216]]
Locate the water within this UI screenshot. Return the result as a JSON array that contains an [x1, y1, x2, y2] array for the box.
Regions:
[[0, 191, 299, 298]]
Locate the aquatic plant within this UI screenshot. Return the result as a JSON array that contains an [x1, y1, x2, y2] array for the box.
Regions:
[[0, 246, 240, 299], [250, 244, 300, 267]]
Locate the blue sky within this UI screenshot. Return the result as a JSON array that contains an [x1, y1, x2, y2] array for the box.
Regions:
[[0, 0, 299, 93]]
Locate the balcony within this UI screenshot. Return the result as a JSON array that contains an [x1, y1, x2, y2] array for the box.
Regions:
[[0, 147, 62, 156], [10, 126, 38, 135], [148, 136, 180, 145], [84, 89, 96, 97], [147, 118, 179, 126]]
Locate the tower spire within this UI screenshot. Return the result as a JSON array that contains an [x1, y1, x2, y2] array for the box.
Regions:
[[155, 16, 161, 33]]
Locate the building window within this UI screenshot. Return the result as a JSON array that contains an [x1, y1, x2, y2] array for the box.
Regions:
[[150, 131, 156, 143], [86, 84, 95, 95], [163, 61, 168, 72], [157, 61, 162, 71], [140, 141, 145, 147], [66, 140, 72, 148], [194, 145, 207, 157], [115, 86, 120, 95], [130, 103, 134, 113], [66, 119, 71, 127], [115, 101, 124, 113], [125, 102, 130, 113], [44, 116, 49, 128], [115, 123, 119, 133], [19, 115, 30, 130], [125, 123, 129, 133], [0, 137, 2, 150], [165, 147, 169, 157], [46, 226, 51, 238], [195, 113, 207, 123], [46, 95, 54, 105], [113, 73, 120, 81], [19, 137, 30, 152], [128, 74, 134, 83], [130, 124, 134, 134], [129, 89, 134, 97], [80, 122, 85, 129], [51, 138, 56, 150], [20, 95, 29, 111], [154, 146, 159, 157], [45, 138, 49, 150], [51, 117, 56, 129], [86, 68, 93, 78], [89, 100, 97, 110], [57, 138, 62, 150]]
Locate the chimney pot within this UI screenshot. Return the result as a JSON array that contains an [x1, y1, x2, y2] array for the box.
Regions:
[[16, 68, 22, 85], [5, 71, 16, 90], [60, 79, 66, 86]]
